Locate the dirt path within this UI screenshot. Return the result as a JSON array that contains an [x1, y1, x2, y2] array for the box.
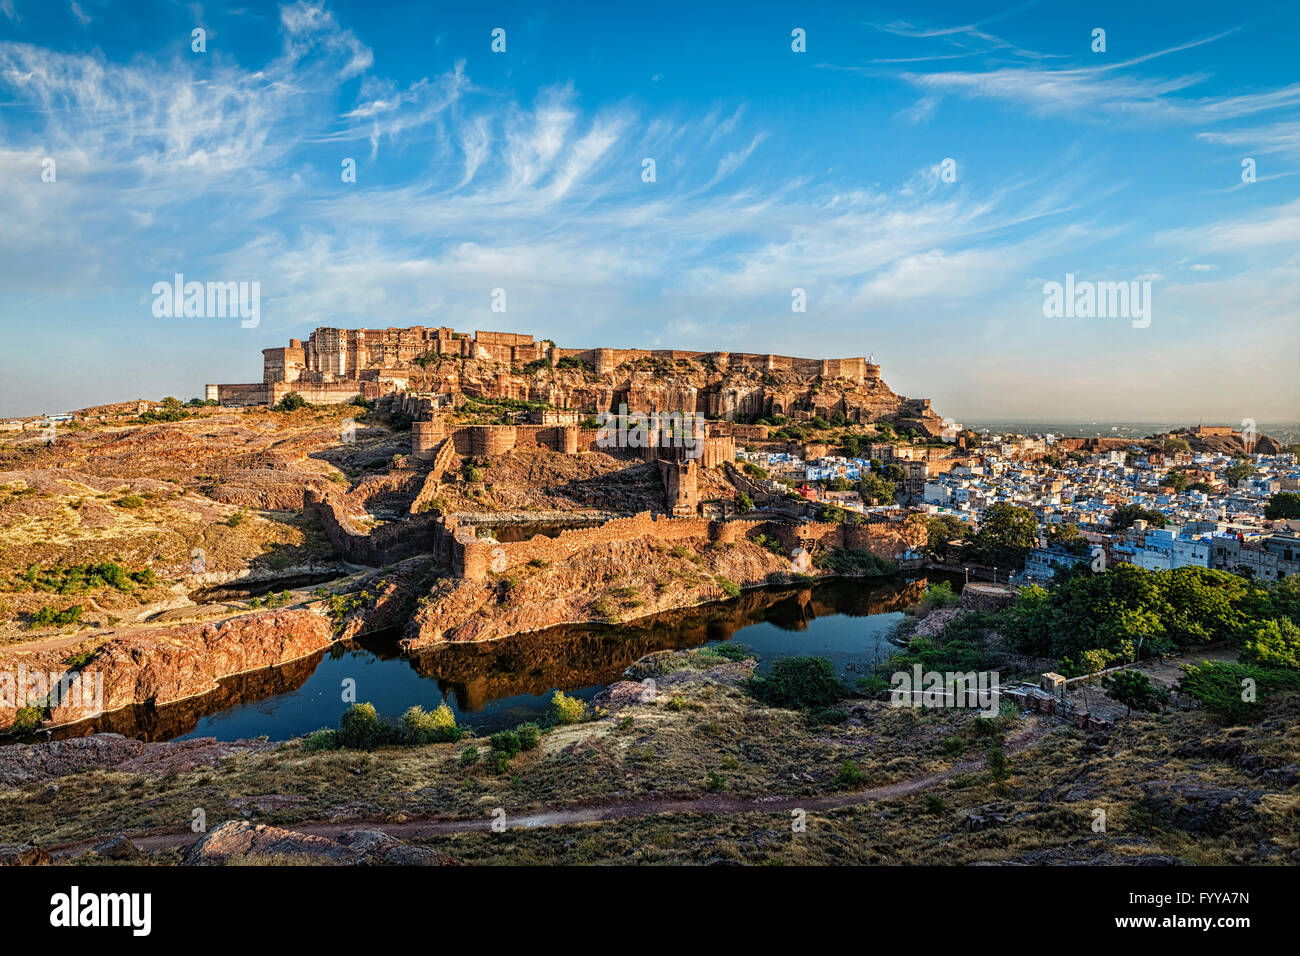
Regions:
[[50, 720, 1054, 859]]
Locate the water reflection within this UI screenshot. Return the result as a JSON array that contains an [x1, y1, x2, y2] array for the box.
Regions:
[[40, 576, 928, 743]]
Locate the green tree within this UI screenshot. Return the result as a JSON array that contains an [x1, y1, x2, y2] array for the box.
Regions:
[[1242, 617, 1300, 669], [1102, 670, 1158, 716], [1110, 504, 1167, 530], [1263, 493, 1300, 520], [1160, 470, 1189, 493], [923, 514, 970, 559], [1224, 458, 1255, 483], [857, 472, 895, 505], [1045, 522, 1089, 555], [971, 503, 1038, 567]]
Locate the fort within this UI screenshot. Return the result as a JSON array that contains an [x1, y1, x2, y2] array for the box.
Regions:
[[208, 325, 945, 434], [207, 325, 940, 599]]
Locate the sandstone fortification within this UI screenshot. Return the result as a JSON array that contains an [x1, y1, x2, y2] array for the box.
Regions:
[[210, 325, 946, 435]]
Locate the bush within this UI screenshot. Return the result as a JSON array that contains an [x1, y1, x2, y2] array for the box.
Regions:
[[716, 576, 742, 599], [1179, 660, 1300, 722], [115, 495, 146, 509], [490, 730, 522, 758], [301, 729, 339, 752], [400, 703, 463, 744], [710, 642, 752, 662], [275, 391, 308, 412], [337, 702, 383, 749], [516, 722, 542, 751], [549, 691, 586, 725], [836, 759, 865, 787], [63, 649, 96, 671], [745, 656, 847, 710], [6, 706, 45, 735], [734, 492, 754, 513], [31, 605, 83, 628], [459, 746, 480, 767]]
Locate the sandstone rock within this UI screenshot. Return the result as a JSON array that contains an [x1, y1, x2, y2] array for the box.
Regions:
[[93, 836, 140, 860], [184, 821, 363, 866]]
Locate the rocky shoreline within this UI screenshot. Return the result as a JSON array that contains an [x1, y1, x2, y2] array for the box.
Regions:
[[0, 537, 908, 736]]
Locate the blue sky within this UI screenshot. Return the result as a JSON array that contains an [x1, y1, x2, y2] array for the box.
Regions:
[[1, 0, 1297, 423]]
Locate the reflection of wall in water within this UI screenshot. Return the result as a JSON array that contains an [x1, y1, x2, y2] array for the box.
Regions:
[[36, 650, 329, 744], [413, 577, 925, 711]]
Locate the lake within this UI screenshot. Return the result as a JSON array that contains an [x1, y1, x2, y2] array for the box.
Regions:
[[47, 576, 937, 742]]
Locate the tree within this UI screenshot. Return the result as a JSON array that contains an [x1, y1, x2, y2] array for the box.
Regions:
[[1160, 470, 1189, 493], [1225, 458, 1256, 484], [1241, 617, 1300, 669], [923, 514, 969, 559], [1045, 522, 1090, 555], [275, 391, 307, 412], [1110, 504, 1167, 530], [1264, 493, 1300, 520], [734, 491, 754, 514], [971, 503, 1037, 567], [857, 472, 894, 505], [1102, 670, 1158, 717]]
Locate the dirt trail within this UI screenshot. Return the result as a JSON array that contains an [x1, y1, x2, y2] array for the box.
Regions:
[[49, 720, 1053, 859]]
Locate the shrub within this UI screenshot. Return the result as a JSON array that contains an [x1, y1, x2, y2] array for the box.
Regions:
[[516, 722, 542, 751], [744, 656, 847, 710], [31, 605, 83, 628], [490, 730, 522, 759], [549, 691, 586, 725], [1179, 660, 1300, 722], [275, 391, 307, 411], [808, 706, 848, 725], [6, 706, 44, 735], [226, 511, 247, 527], [400, 703, 463, 744], [337, 702, 383, 749], [1102, 669, 1162, 716], [63, 649, 96, 671], [115, 495, 146, 509], [716, 576, 742, 599], [302, 729, 339, 752], [710, 642, 751, 662], [459, 746, 480, 767], [836, 759, 865, 787], [734, 492, 754, 513], [986, 744, 1008, 782]]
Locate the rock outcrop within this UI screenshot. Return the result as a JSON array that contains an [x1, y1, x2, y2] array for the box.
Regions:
[[184, 821, 457, 866]]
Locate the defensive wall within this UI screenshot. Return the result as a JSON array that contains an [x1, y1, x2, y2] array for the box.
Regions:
[[451, 510, 928, 581]]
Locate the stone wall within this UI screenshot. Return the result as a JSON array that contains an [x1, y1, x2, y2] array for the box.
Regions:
[[450, 509, 926, 582], [305, 487, 448, 566]]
